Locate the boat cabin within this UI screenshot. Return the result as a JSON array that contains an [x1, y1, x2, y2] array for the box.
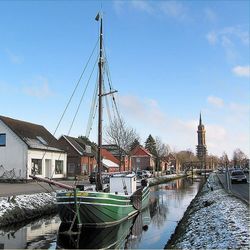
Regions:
[[109, 173, 136, 195]]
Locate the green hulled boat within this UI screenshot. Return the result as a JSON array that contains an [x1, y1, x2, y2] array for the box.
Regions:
[[56, 173, 150, 227], [57, 207, 151, 249]]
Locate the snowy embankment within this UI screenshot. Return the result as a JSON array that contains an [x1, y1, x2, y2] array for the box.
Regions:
[[166, 173, 249, 249], [148, 173, 185, 186], [0, 193, 56, 227]]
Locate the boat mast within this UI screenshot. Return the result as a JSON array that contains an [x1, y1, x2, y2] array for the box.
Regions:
[[96, 12, 103, 191]]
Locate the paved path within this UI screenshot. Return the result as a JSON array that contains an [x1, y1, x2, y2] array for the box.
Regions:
[[0, 174, 179, 197], [0, 179, 91, 197]]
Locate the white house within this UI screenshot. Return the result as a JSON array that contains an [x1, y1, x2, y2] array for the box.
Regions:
[[0, 115, 67, 180]]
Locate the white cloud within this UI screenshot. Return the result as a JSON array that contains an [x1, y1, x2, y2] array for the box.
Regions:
[[0, 80, 19, 93], [207, 26, 250, 47], [130, 0, 153, 14], [222, 26, 250, 45], [113, 1, 125, 15], [5, 49, 23, 64], [113, 1, 189, 21], [204, 8, 217, 22], [229, 102, 250, 113], [206, 25, 249, 62], [232, 65, 250, 77], [159, 1, 188, 20], [206, 31, 217, 45], [206, 124, 227, 140], [22, 76, 53, 98], [207, 96, 224, 108], [117, 94, 249, 157], [221, 35, 233, 47]]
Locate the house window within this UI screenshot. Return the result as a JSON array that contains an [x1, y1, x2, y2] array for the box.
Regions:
[[31, 159, 42, 175], [82, 164, 87, 175], [55, 160, 63, 174], [0, 134, 6, 146]]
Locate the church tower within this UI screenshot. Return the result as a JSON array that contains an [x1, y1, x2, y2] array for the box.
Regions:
[[196, 113, 207, 166]]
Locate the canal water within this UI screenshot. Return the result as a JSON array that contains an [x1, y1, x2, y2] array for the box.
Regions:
[[0, 177, 203, 249]]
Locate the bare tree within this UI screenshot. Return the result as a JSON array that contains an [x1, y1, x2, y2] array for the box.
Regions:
[[105, 117, 140, 170], [206, 154, 220, 169], [220, 152, 229, 167], [232, 148, 247, 168], [174, 149, 197, 171], [155, 136, 170, 171]]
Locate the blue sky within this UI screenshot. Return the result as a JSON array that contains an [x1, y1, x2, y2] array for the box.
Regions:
[[0, 1, 249, 158]]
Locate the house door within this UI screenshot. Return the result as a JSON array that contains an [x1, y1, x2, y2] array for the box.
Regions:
[[45, 159, 52, 178]]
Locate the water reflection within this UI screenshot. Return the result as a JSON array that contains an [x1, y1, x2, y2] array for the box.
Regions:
[[136, 177, 203, 249], [0, 216, 60, 249], [0, 177, 203, 249], [56, 208, 151, 249]]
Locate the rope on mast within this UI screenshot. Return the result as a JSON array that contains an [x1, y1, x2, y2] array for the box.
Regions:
[[103, 44, 123, 124], [85, 73, 98, 138], [67, 56, 98, 136], [50, 55, 98, 179], [38, 38, 99, 173]]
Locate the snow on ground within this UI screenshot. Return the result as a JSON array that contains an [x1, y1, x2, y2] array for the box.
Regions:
[[0, 192, 56, 226], [169, 173, 249, 249], [148, 174, 185, 186], [0, 173, 248, 249]]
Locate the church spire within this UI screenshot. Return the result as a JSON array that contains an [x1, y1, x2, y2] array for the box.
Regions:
[[196, 112, 207, 167], [199, 112, 202, 126]]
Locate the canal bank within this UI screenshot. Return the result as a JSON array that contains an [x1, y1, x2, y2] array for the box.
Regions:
[[0, 193, 57, 227], [165, 173, 249, 249], [0, 176, 202, 249], [0, 174, 184, 227]]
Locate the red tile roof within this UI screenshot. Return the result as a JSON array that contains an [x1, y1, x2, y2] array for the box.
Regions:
[[130, 145, 152, 157], [101, 148, 119, 164]]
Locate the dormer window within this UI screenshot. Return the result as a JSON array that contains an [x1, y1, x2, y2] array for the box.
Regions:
[[85, 145, 92, 153], [36, 136, 48, 145]]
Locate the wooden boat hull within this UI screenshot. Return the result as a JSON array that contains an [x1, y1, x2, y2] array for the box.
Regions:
[[57, 207, 151, 249], [56, 185, 150, 227]]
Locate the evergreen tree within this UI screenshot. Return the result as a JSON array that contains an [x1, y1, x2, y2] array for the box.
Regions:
[[144, 134, 157, 156], [130, 138, 140, 151]]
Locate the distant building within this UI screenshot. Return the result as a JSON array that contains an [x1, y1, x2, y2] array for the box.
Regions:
[[130, 145, 155, 171], [0, 115, 67, 180], [58, 135, 96, 178], [196, 113, 207, 167], [102, 144, 130, 171], [101, 148, 120, 173]]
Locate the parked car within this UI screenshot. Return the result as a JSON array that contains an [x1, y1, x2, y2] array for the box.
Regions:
[[89, 172, 96, 184], [102, 174, 110, 184], [89, 172, 110, 184], [142, 170, 152, 178], [243, 168, 249, 173], [230, 170, 247, 184], [136, 170, 147, 179]]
